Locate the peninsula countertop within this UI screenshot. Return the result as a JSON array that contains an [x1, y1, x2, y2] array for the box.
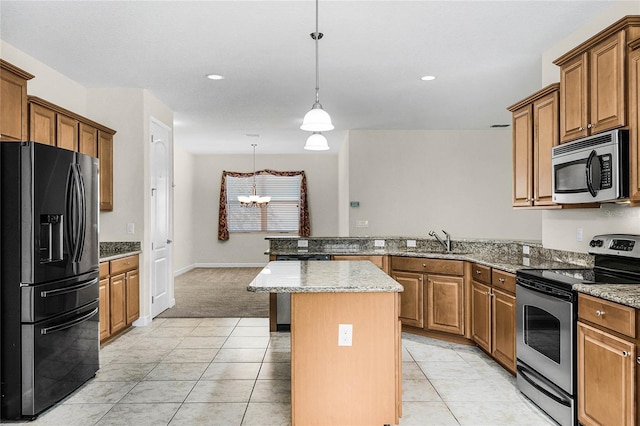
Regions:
[[247, 260, 404, 293]]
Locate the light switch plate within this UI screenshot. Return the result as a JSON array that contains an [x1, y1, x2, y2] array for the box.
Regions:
[[127, 223, 135, 234], [407, 239, 417, 248]]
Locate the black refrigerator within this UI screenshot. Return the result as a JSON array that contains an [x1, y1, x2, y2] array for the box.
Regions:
[[1, 142, 100, 420]]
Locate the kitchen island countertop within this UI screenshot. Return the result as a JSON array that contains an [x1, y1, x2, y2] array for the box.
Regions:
[[247, 260, 403, 293]]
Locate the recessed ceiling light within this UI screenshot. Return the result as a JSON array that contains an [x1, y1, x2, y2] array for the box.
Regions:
[[206, 74, 224, 80], [420, 75, 436, 81]]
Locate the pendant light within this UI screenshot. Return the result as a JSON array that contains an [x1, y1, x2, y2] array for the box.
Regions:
[[304, 132, 329, 151], [300, 0, 334, 132], [238, 144, 271, 208]]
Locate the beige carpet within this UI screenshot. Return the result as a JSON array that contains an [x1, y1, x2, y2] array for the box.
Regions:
[[157, 267, 267, 318]]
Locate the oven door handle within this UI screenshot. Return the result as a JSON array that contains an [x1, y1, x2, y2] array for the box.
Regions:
[[517, 365, 571, 407], [585, 149, 601, 197], [516, 279, 574, 302]]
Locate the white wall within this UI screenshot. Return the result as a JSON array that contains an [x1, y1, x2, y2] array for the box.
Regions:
[[187, 154, 339, 266], [347, 130, 542, 240], [1, 41, 87, 114], [539, 1, 640, 252], [173, 145, 196, 274], [338, 135, 350, 237]]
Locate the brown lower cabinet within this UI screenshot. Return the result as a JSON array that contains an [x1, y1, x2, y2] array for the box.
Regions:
[[470, 264, 517, 374], [391, 257, 465, 336], [99, 254, 140, 343], [577, 293, 637, 426]]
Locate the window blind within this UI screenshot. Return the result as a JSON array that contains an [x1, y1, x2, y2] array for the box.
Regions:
[[226, 174, 302, 233]]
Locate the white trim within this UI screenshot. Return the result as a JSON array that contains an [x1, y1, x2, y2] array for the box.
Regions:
[[174, 264, 196, 277], [132, 314, 152, 327]]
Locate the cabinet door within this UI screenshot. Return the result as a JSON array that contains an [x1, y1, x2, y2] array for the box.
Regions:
[[28, 103, 56, 146], [79, 122, 98, 157], [577, 322, 635, 426], [0, 68, 28, 141], [110, 273, 127, 334], [99, 277, 110, 341], [471, 280, 491, 353], [98, 131, 114, 211], [426, 274, 464, 335], [392, 271, 423, 328], [532, 90, 559, 206], [125, 269, 140, 325], [629, 46, 640, 203], [589, 32, 625, 134], [512, 105, 533, 207], [491, 288, 516, 374], [560, 53, 589, 143], [56, 114, 78, 151]]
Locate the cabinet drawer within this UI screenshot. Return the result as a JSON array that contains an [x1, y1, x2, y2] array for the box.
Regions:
[[578, 293, 636, 338], [470, 263, 491, 285], [492, 269, 516, 294], [391, 257, 463, 275], [99, 262, 109, 279], [110, 255, 139, 275]]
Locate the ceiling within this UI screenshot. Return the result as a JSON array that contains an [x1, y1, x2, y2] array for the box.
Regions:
[[0, 1, 621, 154]]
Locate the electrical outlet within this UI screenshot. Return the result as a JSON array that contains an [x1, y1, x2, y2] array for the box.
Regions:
[[338, 324, 352, 346], [522, 245, 530, 255], [297, 239, 309, 248], [407, 239, 417, 248], [355, 220, 369, 228], [374, 240, 385, 248], [576, 227, 583, 242]]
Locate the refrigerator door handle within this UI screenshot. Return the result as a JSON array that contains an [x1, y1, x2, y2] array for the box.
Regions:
[[75, 164, 86, 263], [66, 164, 84, 264], [39, 277, 98, 298], [40, 307, 98, 335]]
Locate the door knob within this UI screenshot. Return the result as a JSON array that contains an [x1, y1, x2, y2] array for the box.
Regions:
[[167, 239, 173, 244]]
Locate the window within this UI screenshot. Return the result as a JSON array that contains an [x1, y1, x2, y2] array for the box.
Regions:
[[226, 174, 301, 233], [218, 170, 310, 240]]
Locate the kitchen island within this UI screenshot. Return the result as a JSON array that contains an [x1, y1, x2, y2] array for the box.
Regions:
[[248, 260, 403, 426]]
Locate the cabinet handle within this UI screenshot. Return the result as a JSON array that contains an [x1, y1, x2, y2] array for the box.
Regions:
[[485, 291, 491, 296], [578, 126, 584, 131], [498, 278, 505, 283], [476, 270, 482, 275], [422, 263, 426, 267], [418, 277, 422, 281], [622, 351, 631, 357], [587, 123, 594, 129], [636, 357, 640, 364], [595, 310, 605, 317]]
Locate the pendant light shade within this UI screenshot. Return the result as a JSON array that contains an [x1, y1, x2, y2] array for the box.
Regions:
[[301, 102, 334, 132], [304, 132, 330, 151], [300, 0, 333, 138], [238, 144, 271, 208]]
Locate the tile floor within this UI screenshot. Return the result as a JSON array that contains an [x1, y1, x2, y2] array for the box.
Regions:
[[13, 317, 556, 426]]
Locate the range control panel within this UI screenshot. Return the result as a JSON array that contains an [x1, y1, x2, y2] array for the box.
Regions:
[[588, 234, 640, 258]]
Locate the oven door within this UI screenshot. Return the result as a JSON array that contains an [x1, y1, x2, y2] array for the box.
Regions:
[[516, 281, 575, 395]]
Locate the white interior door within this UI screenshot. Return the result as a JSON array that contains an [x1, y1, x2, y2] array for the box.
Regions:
[[150, 119, 173, 317]]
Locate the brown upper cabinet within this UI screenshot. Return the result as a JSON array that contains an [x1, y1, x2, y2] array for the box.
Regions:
[[508, 84, 560, 208], [629, 38, 640, 203], [554, 16, 640, 144], [0, 60, 34, 142], [27, 96, 116, 211]]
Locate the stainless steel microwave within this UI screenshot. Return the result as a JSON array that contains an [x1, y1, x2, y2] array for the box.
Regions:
[[551, 129, 629, 204]]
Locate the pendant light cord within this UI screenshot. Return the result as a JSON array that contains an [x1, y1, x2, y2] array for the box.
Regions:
[[315, 0, 320, 103]]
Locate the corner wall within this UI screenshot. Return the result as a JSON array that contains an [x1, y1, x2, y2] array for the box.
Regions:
[[347, 130, 542, 240]]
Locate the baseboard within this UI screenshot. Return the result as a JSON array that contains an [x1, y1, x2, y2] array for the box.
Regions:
[[193, 262, 268, 268], [133, 314, 152, 327], [174, 264, 196, 277]]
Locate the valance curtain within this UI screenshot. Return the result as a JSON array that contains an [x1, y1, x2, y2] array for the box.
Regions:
[[218, 169, 310, 241]]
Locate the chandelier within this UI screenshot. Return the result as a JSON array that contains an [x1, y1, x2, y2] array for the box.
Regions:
[[301, 0, 333, 150], [237, 144, 271, 208]]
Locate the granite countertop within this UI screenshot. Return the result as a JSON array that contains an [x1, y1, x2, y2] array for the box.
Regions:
[[266, 249, 582, 274], [99, 241, 142, 262], [247, 260, 404, 293], [573, 284, 640, 309]]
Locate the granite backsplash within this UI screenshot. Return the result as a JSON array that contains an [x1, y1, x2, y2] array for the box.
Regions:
[[100, 241, 141, 258]]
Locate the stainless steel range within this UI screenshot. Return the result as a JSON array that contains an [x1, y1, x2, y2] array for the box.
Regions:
[[515, 234, 640, 426]]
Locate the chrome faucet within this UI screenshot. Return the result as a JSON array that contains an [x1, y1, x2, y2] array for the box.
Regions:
[[429, 230, 451, 252]]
